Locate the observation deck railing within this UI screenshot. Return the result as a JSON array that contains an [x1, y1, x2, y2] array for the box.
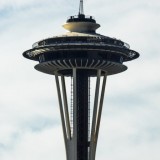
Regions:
[[32, 37, 130, 49]]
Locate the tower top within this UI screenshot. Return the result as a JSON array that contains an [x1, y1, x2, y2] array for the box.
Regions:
[[79, 0, 84, 15], [63, 0, 100, 33]]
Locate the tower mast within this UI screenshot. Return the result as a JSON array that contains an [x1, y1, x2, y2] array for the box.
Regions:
[[79, 0, 84, 15]]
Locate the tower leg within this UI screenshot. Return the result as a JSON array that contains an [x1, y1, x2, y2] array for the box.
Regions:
[[55, 69, 107, 160], [89, 71, 107, 160]]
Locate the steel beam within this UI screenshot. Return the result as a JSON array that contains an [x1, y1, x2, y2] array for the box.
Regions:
[[89, 69, 101, 160], [55, 73, 67, 148], [61, 75, 71, 139], [95, 73, 107, 146]]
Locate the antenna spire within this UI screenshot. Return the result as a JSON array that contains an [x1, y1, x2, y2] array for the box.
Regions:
[[79, 0, 84, 15]]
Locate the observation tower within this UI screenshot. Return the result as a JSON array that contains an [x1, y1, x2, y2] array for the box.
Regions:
[[23, 1, 139, 160]]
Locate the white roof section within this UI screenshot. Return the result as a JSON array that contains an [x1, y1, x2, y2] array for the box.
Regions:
[[55, 31, 106, 38], [63, 21, 100, 33]]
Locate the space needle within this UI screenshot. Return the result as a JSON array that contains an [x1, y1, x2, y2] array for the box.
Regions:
[[23, 1, 139, 160]]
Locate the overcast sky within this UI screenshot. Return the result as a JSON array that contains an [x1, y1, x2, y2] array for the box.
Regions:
[[0, 0, 160, 160]]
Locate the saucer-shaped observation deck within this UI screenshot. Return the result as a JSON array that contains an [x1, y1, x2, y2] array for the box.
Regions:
[[23, 14, 139, 76]]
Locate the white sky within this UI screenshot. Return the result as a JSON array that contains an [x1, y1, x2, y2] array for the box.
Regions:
[[0, 0, 160, 160]]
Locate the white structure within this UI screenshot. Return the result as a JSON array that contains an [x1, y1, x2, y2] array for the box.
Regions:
[[23, 1, 139, 160]]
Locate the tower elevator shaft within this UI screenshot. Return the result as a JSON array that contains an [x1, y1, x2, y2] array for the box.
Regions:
[[76, 70, 89, 160]]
